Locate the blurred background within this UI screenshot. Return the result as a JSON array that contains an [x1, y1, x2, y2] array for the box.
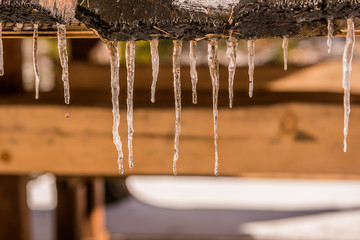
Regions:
[[1, 36, 360, 240]]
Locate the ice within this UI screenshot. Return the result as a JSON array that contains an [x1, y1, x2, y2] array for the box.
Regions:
[[282, 37, 288, 71], [172, 40, 183, 175], [57, 23, 70, 105], [14, 23, 24, 31], [327, 18, 334, 54], [126, 40, 135, 170], [149, 39, 159, 103], [0, 22, 3, 76], [33, 23, 40, 99], [105, 40, 124, 174], [189, 40, 198, 104], [247, 40, 255, 98], [208, 39, 220, 176], [342, 19, 355, 153], [226, 35, 238, 108]]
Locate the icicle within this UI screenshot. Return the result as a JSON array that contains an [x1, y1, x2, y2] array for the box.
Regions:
[[327, 18, 334, 54], [189, 40, 198, 104], [0, 22, 3, 76], [57, 23, 70, 105], [149, 39, 159, 103], [33, 23, 40, 99], [126, 40, 135, 170], [208, 39, 220, 176], [247, 39, 256, 98], [172, 40, 183, 175], [226, 34, 238, 108], [282, 37, 289, 71], [14, 23, 23, 32], [105, 40, 124, 174], [342, 19, 355, 153]]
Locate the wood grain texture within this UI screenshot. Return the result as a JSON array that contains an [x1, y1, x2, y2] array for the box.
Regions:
[[1, 103, 360, 178]]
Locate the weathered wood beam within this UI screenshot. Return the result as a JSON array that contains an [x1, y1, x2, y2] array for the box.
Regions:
[[75, 0, 360, 41], [1, 0, 360, 40], [0, 0, 77, 23]]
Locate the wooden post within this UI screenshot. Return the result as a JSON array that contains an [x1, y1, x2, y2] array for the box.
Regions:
[[0, 175, 30, 240], [56, 177, 109, 240]]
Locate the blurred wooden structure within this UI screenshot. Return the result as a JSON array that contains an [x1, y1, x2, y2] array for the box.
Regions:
[[2, 0, 360, 239]]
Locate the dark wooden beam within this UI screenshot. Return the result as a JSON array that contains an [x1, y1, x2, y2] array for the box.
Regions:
[[0, 0, 360, 40], [75, 0, 360, 41], [0, 175, 30, 240], [56, 177, 108, 240]]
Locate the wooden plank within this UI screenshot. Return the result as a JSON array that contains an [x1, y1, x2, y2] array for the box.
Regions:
[[0, 175, 30, 240], [1, 103, 360, 178]]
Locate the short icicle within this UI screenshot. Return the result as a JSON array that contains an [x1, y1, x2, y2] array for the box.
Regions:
[[57, 23, 70, 104], [0, 22, 3, 76], [33, 23, 40, 99], [247, 39, 256, 98], [208, 39, 220, 176], [126, 40, 136, 170], [226, 34, 238, 108], [149, 39, 159, 103], [327, 18, 334, 54], [105, 40, 124, 174], [189, 40, 198, 104], [342, 19, 355, 153], [282, 37, 289, 71], [172, 40, 183, 175]]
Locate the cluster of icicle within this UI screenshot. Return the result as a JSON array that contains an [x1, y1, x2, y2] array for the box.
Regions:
[[0, 17, 355, 175], [98, 17, 354, 176]]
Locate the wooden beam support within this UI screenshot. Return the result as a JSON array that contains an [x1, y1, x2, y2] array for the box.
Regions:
[[56, 177, 109, 240], [0, 175, 30, 240]]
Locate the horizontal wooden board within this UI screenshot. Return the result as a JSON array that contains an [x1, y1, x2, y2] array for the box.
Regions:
[[1, 103, 360, 178]]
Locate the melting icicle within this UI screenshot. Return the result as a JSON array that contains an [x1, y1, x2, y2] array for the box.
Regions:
[[208, 39, 220, 176], [57, 23, 70, 105], [33, 23, 40, 99], [282, 37, 288, 71], [0, 22, 3, 76], [126, 40, 135, 170], [105, 40, 124, 174], [172, 40, 183, 175], [327, 18, 334, 54], [226, 35, 237, 108], [189, 40, 198, 104], [149, 39, 159, 103], [247, 40, 255, 98], [343, 19, 355, 153]]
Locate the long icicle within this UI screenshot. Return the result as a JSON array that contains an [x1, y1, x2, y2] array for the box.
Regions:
[[126, 40, 135, 170], [0, 22, 3, 76], [247, 39, 256, 98], [172, 40, 183, 175], [33, 23, 40, 99], [282, 37, 289, 71], [208, 39, 220, 176], [57, 23, 70, 104], [327, 18, 334, 54], [149, 39, 159, 103], [343, 19, 355, 153], [105, 40, 124, 174], [189, 40, 198, 104], [226, 34, 237, 108]]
